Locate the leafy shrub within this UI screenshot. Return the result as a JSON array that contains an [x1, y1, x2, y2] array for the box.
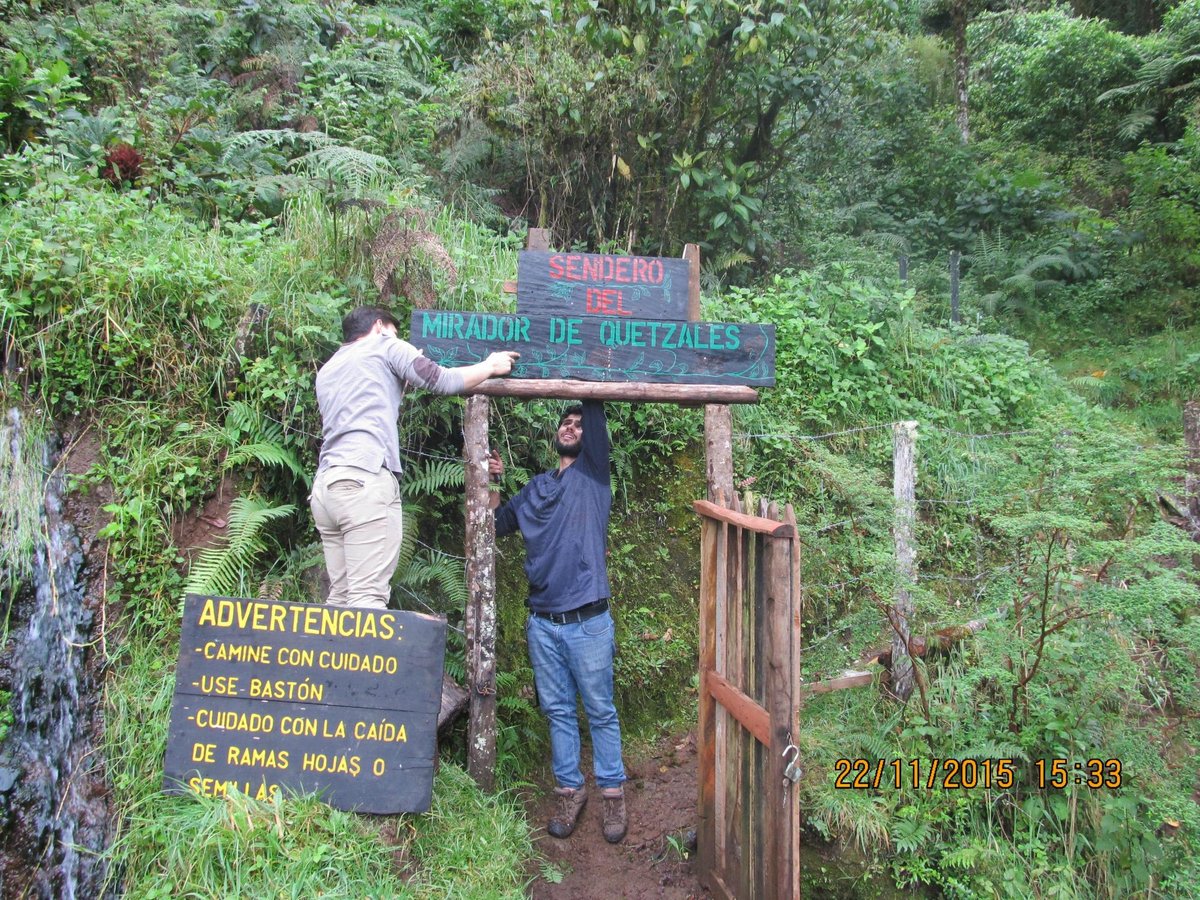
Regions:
[[973, 9, 1145, 154]]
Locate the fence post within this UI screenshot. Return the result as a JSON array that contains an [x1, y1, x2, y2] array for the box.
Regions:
[[686, 242, 735, 502], [464, 394, 497, 789], [949, 251, 961, 325], [1185, 402, 1199, 522], [891, 421, 918, 701], [898, 254, 908, 283]]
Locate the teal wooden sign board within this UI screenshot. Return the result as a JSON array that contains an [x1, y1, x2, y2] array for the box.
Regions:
[[408, 250, 775, 386]]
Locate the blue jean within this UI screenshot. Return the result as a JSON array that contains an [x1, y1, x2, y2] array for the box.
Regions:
[[525, 609, 626, 790]]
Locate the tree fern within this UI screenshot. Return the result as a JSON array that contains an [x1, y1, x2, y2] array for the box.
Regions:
[[220, 128, 334, 161], [184, 495, 296, 597], [292, 145, 394, 196]]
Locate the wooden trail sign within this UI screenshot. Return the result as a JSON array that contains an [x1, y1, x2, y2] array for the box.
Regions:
[[410, 310, 775, 386], [163, 595, 446, 814], [516, 250, 691, 320], [408, 247, 775, 387]]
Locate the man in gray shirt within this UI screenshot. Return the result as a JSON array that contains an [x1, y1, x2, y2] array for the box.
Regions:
[[311, 306, 517, 609]]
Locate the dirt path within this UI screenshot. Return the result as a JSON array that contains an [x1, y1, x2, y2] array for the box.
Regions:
[[525, 732, 709, 899]]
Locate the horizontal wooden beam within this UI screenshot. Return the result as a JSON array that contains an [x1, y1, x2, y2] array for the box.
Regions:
[[798, 669, 890, 697], [468, 380, 759, 405], [692, 499, 795, 537], [502, 280, 517, 293], [706, 670, 771, 748]]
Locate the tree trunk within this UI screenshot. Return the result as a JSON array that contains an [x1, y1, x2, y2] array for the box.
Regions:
[[464, 395, 497, 790], [952, 0, 970, 144]]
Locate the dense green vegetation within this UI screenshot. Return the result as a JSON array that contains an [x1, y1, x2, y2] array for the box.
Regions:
[[1, 0, 1198, 896]]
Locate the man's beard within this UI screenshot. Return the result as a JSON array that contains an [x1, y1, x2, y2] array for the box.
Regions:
[[554, 437, 582, 457]]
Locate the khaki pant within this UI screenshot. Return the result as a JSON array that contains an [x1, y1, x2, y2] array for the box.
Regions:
[[310, 465, 402, 609]]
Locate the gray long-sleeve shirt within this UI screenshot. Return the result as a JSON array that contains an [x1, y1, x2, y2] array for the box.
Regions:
[[315, 332, 465, 475], [494, 401, 612, 614]]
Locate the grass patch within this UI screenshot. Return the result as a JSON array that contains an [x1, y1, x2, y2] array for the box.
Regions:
[[1053, 326, 1200, 438], [104, 642, 534, 898]]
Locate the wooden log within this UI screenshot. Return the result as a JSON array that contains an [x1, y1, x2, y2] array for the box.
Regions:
[[891, 421, 918, 700], [799, 671, 882, 697], [463, 395, 497, 790], [467, 379, 759, 405], [871, 612, 999, 669], [800, 611, 1002, 697], [693, 499, 795, 537], [437, 674, 469, 733]]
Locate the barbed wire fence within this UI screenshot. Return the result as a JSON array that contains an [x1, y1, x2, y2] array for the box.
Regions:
[[726, 416, 1044, 690]]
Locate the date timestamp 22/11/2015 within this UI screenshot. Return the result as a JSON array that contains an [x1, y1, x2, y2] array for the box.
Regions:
[[833, 758, 1124, 790]]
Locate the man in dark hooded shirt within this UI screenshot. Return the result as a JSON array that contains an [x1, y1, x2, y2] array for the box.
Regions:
[[490, 401, 628, 843]]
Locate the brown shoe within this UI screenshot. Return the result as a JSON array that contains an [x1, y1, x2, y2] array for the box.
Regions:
[[547, 787, 587, 839], [601, 787, 627, 843]]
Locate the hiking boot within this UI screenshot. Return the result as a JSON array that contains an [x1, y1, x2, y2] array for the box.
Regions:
[[601, 787, 627, 844], [547, 787, 587, 839]]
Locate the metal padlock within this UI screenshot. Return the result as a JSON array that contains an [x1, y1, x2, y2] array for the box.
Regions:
[[781, 744, 802, 785]]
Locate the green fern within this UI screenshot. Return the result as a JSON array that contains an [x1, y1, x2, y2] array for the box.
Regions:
[[396, 550, 469, 609], [400, 459, 464, 498], [223, 442, 310, 487], [891, 814, 933, 854], [292, 145, 394, 196], [184, 496, 296, 597]]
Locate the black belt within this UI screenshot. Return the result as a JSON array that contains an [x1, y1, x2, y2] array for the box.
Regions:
[[532, 599, 609, 625]]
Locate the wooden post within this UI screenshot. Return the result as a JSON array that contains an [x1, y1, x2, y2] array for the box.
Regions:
[[1185, 401, 1200, 522], [463, 394, 497, 789], [685, 242, 736, 501], [891, 421, 918, 701], [949, 251, 961, 325], [527, 227, 552, 253], [899, 254, 908, 283]]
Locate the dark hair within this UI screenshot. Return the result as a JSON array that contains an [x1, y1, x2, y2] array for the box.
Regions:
[[558, 404, 584, 426], [342, 306, 400, 343]]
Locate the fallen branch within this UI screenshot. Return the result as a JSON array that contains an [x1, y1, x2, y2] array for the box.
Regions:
[[799, 607, 1008, 697]]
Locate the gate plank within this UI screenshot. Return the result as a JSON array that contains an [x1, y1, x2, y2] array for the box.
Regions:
[[787, 504, 803, 900], [706, 670, 772, 751], [693, 499, 795, 537], [697, 514, 718, 886], [714, 507, 729, 873], [726, 493, 745, 896], [765, 502, 795, 899]]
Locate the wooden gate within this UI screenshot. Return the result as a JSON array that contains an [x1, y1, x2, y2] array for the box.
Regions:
[[694, 493, 801, 899]]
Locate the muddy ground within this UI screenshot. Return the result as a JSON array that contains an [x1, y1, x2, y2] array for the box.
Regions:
[[525, 733, 709, 900]]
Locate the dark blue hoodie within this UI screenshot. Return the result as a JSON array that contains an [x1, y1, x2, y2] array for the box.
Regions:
[[494, 401, 612, 614]]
